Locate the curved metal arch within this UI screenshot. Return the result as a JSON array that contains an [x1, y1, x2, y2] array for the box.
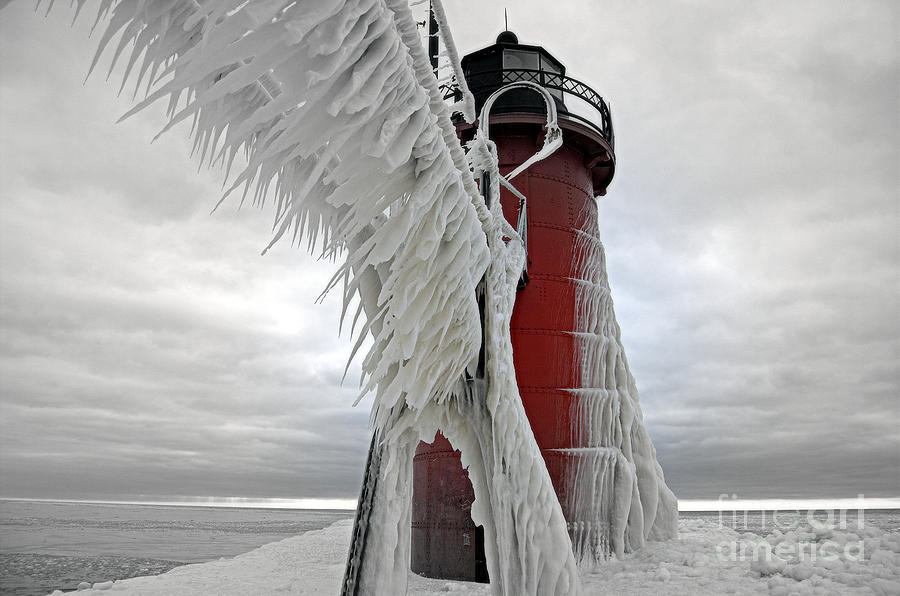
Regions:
[[478, 81, 563, 181], [476, 81, 564, 288]]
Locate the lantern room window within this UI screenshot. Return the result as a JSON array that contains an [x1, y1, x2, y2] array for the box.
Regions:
[[502, 49, 564, 103], [502, 49, 539, 71]]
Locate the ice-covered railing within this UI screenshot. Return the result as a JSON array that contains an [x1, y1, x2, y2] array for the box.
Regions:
[[412, 0, 477, 123], [445, 69, 614, 149]]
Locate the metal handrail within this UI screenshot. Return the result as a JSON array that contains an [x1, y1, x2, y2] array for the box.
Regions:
[[444, 68, 614, 149]]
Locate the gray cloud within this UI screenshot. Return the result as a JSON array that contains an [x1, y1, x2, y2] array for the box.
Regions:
[[0, 2, 372, 501], [1, 0, 897, 504]]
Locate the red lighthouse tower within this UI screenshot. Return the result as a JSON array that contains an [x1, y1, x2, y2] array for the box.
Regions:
[[412, 31, 617, 581]]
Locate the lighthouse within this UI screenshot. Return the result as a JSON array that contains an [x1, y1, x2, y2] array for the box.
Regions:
[[411, 30, 623, 581]]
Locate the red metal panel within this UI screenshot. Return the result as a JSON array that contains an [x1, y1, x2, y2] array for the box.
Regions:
[[411, 433, 487, 581], [525, 174, 595, 231], [508, 330, 578, 388], [509, 277, 577, 331], [524, 225, 579, 277], [519, 390, 579, 449]]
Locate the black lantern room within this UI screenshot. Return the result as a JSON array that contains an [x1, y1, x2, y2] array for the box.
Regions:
[[450, 30, 616, 195], [461, 31, 566, 114]]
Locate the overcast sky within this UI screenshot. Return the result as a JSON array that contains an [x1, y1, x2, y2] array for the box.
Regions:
[[0, 0, 897, 504]]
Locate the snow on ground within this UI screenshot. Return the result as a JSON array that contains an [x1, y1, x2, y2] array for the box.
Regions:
[[49, 517, 900, 595]]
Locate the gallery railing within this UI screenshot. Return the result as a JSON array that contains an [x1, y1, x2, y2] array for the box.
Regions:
[[445, 68, 614, 149]]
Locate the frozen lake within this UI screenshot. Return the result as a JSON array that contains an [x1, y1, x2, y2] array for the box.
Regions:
[[0, 500, 352, 596]]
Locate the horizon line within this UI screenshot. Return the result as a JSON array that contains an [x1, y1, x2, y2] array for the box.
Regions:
[[3, 495, 899, 512], [0, 496, 359, 510], [678, 496, 900, 512]]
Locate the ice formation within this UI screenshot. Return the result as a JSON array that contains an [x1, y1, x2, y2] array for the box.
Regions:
[[49, 0, 676, 593], [339, 16, 579, 594], [566, 210, 679, 561]]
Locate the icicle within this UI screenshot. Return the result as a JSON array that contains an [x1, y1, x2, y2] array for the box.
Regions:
[[563, 193, 678, 564]]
